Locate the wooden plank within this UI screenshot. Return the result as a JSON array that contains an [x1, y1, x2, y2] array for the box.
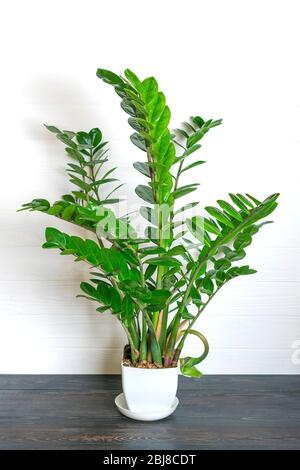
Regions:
[[0, 375, 299, 449]]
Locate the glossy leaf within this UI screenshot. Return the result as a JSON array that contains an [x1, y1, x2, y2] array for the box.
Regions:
[[135, 185, 154, 204]]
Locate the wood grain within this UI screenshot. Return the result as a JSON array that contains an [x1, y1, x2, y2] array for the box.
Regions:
[[0, 375, 299, 450]]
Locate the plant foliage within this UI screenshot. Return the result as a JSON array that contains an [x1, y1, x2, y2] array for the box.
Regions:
[[20, 68, 279, 377]]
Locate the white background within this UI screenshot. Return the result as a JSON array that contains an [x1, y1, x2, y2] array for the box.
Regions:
[[0, 0, 299, 374]]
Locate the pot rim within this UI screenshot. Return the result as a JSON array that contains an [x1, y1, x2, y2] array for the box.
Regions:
[[121, 362, 178, 371]]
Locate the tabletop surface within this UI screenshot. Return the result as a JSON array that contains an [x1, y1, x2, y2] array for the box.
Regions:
[[0, 374, 299, 450]]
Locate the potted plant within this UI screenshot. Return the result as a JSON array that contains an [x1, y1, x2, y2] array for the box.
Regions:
[[20, 68, 279, 421]]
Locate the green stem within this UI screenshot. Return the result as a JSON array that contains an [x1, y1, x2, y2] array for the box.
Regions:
[[169, 146, 186, 229], [122, 323, 138, 365], [173, 283, 225, 362], [89, 149, 101, 203], [129, 321, 139, 350], [139, 316, 148, 361], [134, 300, 162, 365], [80, 160, 90, 206], [179, 329, 209, 368], [158, 307, 168, 351]]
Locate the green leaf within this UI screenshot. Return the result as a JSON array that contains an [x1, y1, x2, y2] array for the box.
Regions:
[[124, 69, 142, 91], [120, 99, 136, 117], [76, 131, 91, 146], [180, 160, 206, 174], [216, 270, 226, 286], [61, 204, 76, 221], [148, 92, 166, 122], [153, 129, 171, 161], [233, 233, 252, 251], [141, 77, 158, 103], [187, 216, 221, 238], [186, 129, 206, 148], [44, 124, 61, 134], [167, 245, 187, 257], [63, 130, 76, 139], [225, 267, 240, 279], [217, 200, 243, 221], [45, 227, 66, 249], [19, 198, 50, 212], [139, 246, 165, 255], [192, 116, 205, 128], [226, 249, 246, 261], [246, 193, 261, 205], [154, 106, 171, 139], [144, 264, 157, 280], [89, 128, 102, 146], [174, 144, 201, 163], [80, 282, 98, 299], [96, 68, 124, 87], [181, 307, 194, 320], [173, 185, 199, 200], [42, 242, 59, 249], [205, 206, 234, 228], [236, 193, 254, 208], [121, 294, 135, 325], [174, 202, 199, 216], [47, 204, 63, 216], [203, 217, 222, 236], [229, 193, 250, 214], [62, 194, 75, 203], [101, 248, 123, 274], [148, 289, 171, 305], [201, 277, 214, 295], [85, 239, 102, 265], [65, 147, 85, 163], [96, 281, 113, 305], [135, 185, 154, 204], [162, 266, 181, 279], [180, 364, 202, 378], [133, 161, 150, 177], [214, 258, 231, 270], [56, 133, 76, 148], [130, 133, 147, 151], [69, 177, 91, 192], [71, 236, 87, 257], [140, 206, 157, 225], [145, 256, 182, 267], [124, 88, 145, 107], [174, 128, 189, 139], [128, 117, 153, 132], [238, 265, 257, 275], [186, 218, 205, 244]]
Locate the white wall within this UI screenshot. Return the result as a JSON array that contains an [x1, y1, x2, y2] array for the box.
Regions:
[[0, 0, 299, 374]]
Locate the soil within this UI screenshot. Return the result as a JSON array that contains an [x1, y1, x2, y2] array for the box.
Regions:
[[122, 344, 178, 369]]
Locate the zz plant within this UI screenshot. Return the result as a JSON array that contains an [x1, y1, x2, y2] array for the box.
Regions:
[[20, 68, 279, 377]]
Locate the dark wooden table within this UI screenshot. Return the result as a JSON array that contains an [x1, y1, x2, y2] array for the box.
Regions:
[[0, 375, 299, 450]]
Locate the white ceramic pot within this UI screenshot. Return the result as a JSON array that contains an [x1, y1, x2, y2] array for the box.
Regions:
[[121, 363, 179, 413]]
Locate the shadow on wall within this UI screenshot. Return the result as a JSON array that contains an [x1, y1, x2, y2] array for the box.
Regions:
[[18, 74, 125, 373]]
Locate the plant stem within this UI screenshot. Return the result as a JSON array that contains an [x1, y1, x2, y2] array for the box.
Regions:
[[129, 321, 139, 350], [173, 284, 225, 362], [89, 149, 101, 203], [134, 300, 162, 365], [122, 323, 138, 365], [139, 316, 148, 361]]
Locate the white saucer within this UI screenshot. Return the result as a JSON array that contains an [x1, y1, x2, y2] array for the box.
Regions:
[[115, 393, 179, 421]]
